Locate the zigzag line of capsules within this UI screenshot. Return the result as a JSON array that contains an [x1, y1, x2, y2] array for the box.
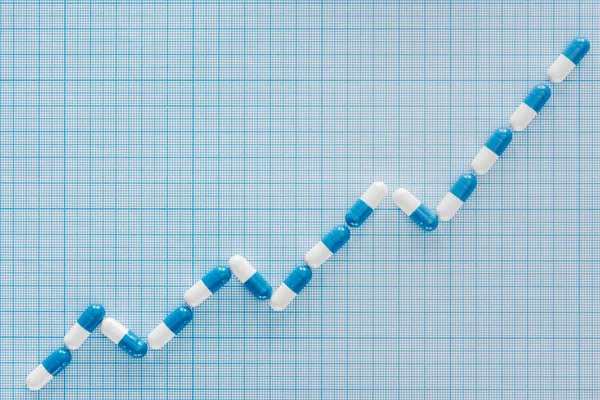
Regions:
[[27, 37, 590, 391]]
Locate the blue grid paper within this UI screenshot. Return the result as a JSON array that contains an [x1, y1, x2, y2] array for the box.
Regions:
[[0, 1, 598, 399]]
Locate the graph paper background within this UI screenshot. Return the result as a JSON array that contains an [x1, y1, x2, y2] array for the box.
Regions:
[[0, 0, 598, 398]]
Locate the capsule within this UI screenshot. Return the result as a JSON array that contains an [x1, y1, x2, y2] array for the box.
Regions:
[[304, 225, 351, 269], [228, 255, 272, 300], [100, 317, 147, 358], [392, 188, 438, 231], [471, 128, 513, 175], [184, 266, 231, 307], [26, 347, 72, 391], [509, 84, 551, 131], [63, 304, 105, 350], [270, 265, 313, 311], [548, 37, 590, 83], [436, 173, 477, 222], [345, 181, 388, 227], [147, 305, 193, 350]]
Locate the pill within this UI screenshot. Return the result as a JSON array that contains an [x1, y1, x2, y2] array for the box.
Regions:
[[184, 266, 231, 308], [100, 317, 147, 358], [27, 347, 72, 391], [547, 37, 590, 83], [228, 255, 273, 300], [147, 305, 193, 350], [509, 84, 551, 131], [304, 224, 351, 269], [392, 188, 438, 231], [345, 181, 388, 228], [436, 173, 477, 222], [471, 128, 513, 175], [270, 265, 313, 311], [63, 304, 105, 350]]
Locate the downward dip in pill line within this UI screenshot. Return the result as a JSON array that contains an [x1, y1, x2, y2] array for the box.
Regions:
[[27, 37, 590, 391]]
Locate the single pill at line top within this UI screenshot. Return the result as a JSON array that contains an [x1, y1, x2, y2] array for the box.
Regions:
[[392, 188, 438, 232], [228, 255, 272, 300], [63, 304, 105, 350], [184, 266, 231, 308], [27, 347, 72, 391], [548, 37, 590, 83], [147, 305, 193, 350], [304, 225, 351, 269], [436, 173, 477, 222], [471, 128, 513, 175], [345, 181, 388, 227], [270, 265, 313, 312], [100, 317, 147, 358], [509, 84, 551, 131]]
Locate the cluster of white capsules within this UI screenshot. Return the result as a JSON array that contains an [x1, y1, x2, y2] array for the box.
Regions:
[[27, 37, 589, 391], [393, 37, 589, 229]]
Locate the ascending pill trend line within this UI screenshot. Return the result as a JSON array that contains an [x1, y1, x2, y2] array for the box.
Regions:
[[27, 37, 590, 391]]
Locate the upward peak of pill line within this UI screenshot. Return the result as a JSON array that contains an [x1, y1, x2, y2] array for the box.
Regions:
[[27, 36, 589, 391]]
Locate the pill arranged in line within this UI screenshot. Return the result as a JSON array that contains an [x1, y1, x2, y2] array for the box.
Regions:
[[147, 306, 193, 350], [471, 128, 513, 175], [184, 266, 231, 308], [27, 347, 72, 391], [509, 84, 551, 131], [100, 317, 147, 358], [345, 181, 388, 227], [270, 265, 313, 312], [392, 188, 438, 231], [304, 224, 351, 269], [548, 37, 590, 83], [228, 255, 273, 300], [436, 173, 477, 222], [63, 304, 105, 351]]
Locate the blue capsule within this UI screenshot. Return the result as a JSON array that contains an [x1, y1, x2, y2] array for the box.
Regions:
[[437, 173, 477, 222], [270, 265, 313, 311], [27, 347, 72, 390], [305, 225, 351, 268], [523, 85, 551, 113], [184, 266, 231, 308], [548, 37, 590, 83], [63, 304, 106, 350], [345, 182, 388, 227], [228, 255, 273, 300], [148, 306, 193, 350], [510, 84, 551, 131], [392, 188, 438, 231], [563, 36, 590, 65], [472, 128, 513, 175], [100, 317, 148, 358]]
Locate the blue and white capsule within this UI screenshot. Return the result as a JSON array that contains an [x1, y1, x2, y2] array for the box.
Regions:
[[228, 255, 272, 300], [304, 224, 351, 269], [63, 304, 105, 350], [100, 317, 147, 358], [436, 173, 477, 221], [27, 347, 72, 391], [509, 84, 551, 131], [184, 266, 231, 307], [548, 37, 590, 83], [392, 188, 438, 231], [471, 128, 513, 175], [147, 305, 193, 350], [270, 265, 313, 311], [345, 181, 388, 227]]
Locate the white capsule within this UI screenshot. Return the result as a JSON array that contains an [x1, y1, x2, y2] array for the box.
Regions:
[[100, 318, 128, 344], [436, 192, 463, 222], [361, 181, 388, 208], [63, 323, 90, 351], [270, 284, 297, 312], [547, 54, 576, 83], [304, 241, 333, 269], [509, 103, 537, 132], [228, 255, 256, 283], [147, 322, 175, 350], [392, 188, 421, 215], [471, 146, 499, 175], [27, 365, 53, 391]]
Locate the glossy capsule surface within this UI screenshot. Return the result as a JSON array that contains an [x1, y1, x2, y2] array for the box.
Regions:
[[147, 306, 193, 350], [304, 225, 351, 268], [184, 266, 231, 308], [270, 265, 312, 311], [63, 304, 105, 350], [471, 128, 513, 175], [392, 188, 438, 231], [509, 84, 551, 131], [548, 37, 590, 83], [27, 347, 72, 391], [100, 317, 147, 358], [345, 181, 388, 227], [436, 173, 477, 221], [228, 255, 272, 300]]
